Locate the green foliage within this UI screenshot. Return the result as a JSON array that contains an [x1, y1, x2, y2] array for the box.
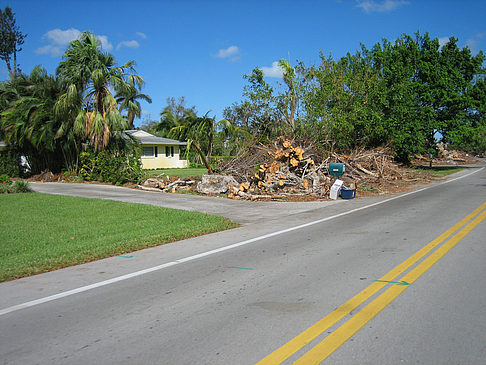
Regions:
[[10, 179, 30, 192], [0, 28, 151, 175], [302, 51, 388, 152], [168, 110, 229, 174], [0, 6, 26, 77], [0, 178, 31, 194], [448, 125, 486, 156], [116, 83, 152, 129], [409, 166, 465, 176], [0, 173, 11, 183], [144, 167, 207, 178], [210, 155, 234, 165], [157, 96, 196, 137], [0, 150, 20, 176], [78, 148, 143, 185], [229, 31, 485, 162], [55, 31, 147, 153], [0, 66, 68, 173]]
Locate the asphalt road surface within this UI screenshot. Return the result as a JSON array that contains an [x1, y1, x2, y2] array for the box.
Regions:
[[1, 166, 485, 364]]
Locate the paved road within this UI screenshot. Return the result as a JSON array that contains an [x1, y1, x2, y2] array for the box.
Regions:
[[1, 166, 485, 364]]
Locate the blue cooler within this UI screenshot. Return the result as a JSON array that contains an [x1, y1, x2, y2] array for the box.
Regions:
[[340, 188, 356, 199]]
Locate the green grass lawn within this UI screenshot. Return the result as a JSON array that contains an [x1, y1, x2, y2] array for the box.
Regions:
[[144, 167, 207, 178], [0, 193, 238, 282], [409, 165, 466, 176]]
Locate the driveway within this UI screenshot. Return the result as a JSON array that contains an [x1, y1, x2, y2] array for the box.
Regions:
[[30, 182, 344, 224]]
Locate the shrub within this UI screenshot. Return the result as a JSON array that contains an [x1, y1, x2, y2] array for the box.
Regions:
[[10, 180, 32, 193], [0, 179, 31, 194], [78, 149, 144, 185], [0, 174, 11, 184], [0, 182, 9, 194], [0, 150, 21, 177]]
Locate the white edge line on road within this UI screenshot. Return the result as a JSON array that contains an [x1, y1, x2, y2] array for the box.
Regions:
[[1, 167, 483, 317]]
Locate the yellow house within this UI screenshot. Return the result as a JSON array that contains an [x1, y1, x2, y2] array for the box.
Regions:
[[125, 130, 188, 169]]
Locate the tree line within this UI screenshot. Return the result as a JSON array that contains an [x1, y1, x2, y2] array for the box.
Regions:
[[1, 6, 484, 179], [223, 32, 485, 162]]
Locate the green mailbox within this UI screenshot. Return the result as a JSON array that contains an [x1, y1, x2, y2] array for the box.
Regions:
[[329, 162, 345, 178]]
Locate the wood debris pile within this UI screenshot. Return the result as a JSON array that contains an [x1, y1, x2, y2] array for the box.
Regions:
[[138, 175, 196, 193], [331, 147, 407, 183], [221, 137, 332, 200], [221, 139, 436, 200], [412, 143, 480, 166], [31, 170, 60, 182]]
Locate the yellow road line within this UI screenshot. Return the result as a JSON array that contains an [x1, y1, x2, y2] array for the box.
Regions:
[[256, 201, 486, 365], [294, 208, 486, 364]]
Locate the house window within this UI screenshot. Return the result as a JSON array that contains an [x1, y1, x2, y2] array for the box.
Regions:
[[166, 146, 174, 157], [142, 147, 154, 157]]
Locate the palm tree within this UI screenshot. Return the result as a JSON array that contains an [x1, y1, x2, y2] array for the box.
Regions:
[[55, 31, 146, 152], [116, 84, 152, 129], [169, 111, 219, 174], [156, 108, 184, 137]]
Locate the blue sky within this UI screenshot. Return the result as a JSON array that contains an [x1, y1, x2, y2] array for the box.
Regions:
[[2, 0, 485, 127]]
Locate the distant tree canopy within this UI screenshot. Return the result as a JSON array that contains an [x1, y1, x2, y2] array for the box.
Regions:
[[225, 32, 486, 161]]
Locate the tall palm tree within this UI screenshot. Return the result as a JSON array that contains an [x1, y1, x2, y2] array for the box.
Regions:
[[116, 84, 152, 129], [55, 31, 146, 152]]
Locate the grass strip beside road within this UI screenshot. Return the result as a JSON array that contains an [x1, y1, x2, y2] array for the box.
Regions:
[[0, 193, 238, 282], [410, 165, 466, 176], [144, 167, 207, 178]]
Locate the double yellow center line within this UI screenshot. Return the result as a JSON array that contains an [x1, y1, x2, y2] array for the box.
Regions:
[[257, 201, 486, 364]]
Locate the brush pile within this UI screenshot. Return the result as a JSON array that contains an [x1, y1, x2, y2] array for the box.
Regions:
[[330, 147, 407, 182], [138, 175, 196, 193], [221, 137, 332, 200], [219, 138, 434, 200], [138, 137, 468, 200]]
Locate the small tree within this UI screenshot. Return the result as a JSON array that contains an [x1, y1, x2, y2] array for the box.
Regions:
[[0, 6, 26, 77], [116, 83, 152, 129], [169, 111, 217, 174]]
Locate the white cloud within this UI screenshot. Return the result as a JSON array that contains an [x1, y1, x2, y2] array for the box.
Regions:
[[34, 44, 64, 57], [45, 28, 81, 45], [214, 45, 240, 61], [438, 37, 450, 48], [356, 0, 409, 13], [260, 61, 284, 78], [466, 33, 484, 55], [96, 35, 113, 51], [117, 40, 140, 50], [35, 28, 114, 57], [136, 32, 147, 39]]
